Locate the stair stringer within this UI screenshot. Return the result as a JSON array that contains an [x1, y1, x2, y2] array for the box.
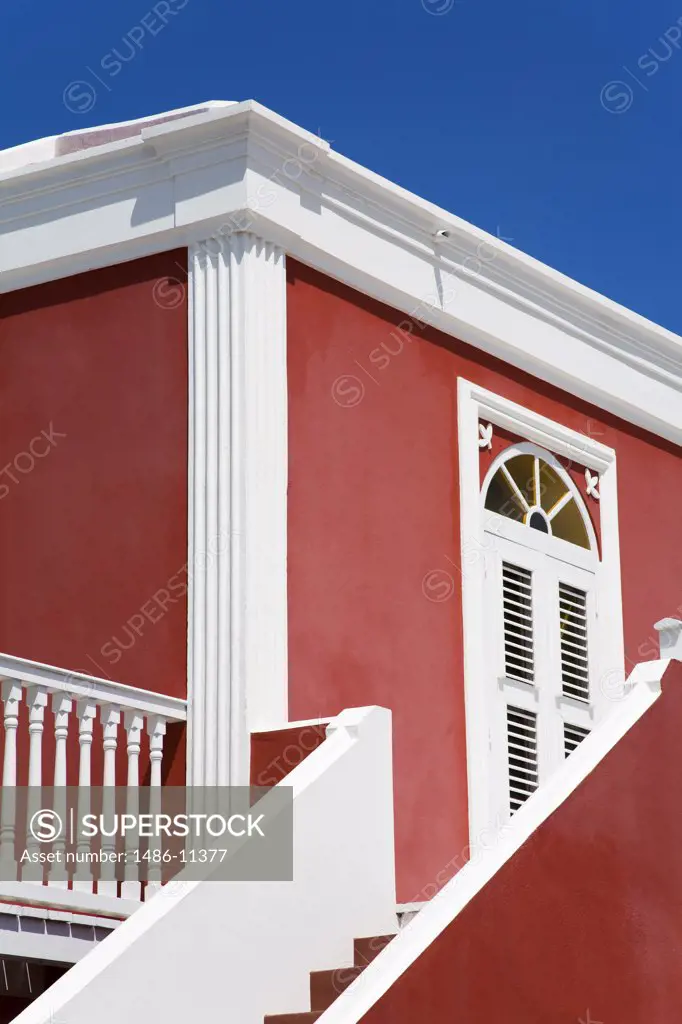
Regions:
[[12, 705, 398, 1024], [315, 659, 670, 1024]]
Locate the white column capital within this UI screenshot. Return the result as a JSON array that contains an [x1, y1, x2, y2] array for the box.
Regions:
[[52, 692, 73, 717], [101, 705, 121, 728], [1, 680, 23, 709], [26, 686, 48, 719], [146, 715, 167, 740], [77, 699, 97, 726], [124, 711, 144, 742]]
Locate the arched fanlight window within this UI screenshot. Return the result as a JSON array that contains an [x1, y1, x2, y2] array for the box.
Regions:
[[483, 445, 594, 551]]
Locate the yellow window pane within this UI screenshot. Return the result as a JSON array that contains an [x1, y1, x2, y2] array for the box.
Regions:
[[551, 498, 590, 549], [484, 469, 525, 522], [504, 454, 536, 508], [538, 462, 569, 514]]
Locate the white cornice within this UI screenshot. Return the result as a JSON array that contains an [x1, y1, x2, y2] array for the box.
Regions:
[[1, 100, 681, 444]]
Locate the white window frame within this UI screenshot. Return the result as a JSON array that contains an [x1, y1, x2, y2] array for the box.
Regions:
[[457, 378, 624, 850]]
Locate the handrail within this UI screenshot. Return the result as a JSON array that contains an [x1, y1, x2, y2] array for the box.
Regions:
[[0, 651, 186, 720]]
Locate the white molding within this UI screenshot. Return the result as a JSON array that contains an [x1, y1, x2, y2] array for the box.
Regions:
[[187, 232, 288, 787], [0, 102, 682, 445], [457, 379, 625, 847], [0, 903, 122, 928], [0, 902, 120, 963], [0, 652, 186, 720], [0, 882, 135, 919], [472, 388, 616, 473]]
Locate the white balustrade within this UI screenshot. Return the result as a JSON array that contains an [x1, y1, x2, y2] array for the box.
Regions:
[[0, 652, 187, 904]]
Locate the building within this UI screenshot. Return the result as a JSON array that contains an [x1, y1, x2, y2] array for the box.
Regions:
[[0, 100, 680, 1023]]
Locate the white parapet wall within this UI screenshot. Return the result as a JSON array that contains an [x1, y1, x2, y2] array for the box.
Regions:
[[13, 705, 398, 1024], [316, 659, 671, 1024]]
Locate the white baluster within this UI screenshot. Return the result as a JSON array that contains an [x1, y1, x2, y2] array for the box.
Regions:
[[121, 712, 144, 900], [2, 682, 22, 787], [23, 688, 48, 881], [99, 706, 120, 897], [76, 701, 96, 788], [146, 717, 166, 892], [125, 711, 143, 788], [52, 694, 72, 788], [73, 700, 96, 892], [49, 694, 72, 888], [102, 707, 120, 788], [147, 717, 166, 789], [26, 687, 47, 788], [0, 682, 23, 879]]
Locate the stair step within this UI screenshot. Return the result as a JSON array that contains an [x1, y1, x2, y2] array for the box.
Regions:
[[264, 1014, 322, 1024], [310, 965, 363, 1011], [265, 936, 396, 1024], [353, 934, 395, 967]]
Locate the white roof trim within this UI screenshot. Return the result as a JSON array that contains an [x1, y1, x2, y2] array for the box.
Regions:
[[0, 101, 235, 174], [1, 100, 681, 445]]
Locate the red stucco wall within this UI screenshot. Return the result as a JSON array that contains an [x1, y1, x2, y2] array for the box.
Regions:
[[360, 660, 682, 1023], [286, 259, 682, 902], [0, 251, 189, 699]]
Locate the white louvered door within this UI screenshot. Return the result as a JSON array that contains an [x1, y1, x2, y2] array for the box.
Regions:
[[485, 537, 597, 825]]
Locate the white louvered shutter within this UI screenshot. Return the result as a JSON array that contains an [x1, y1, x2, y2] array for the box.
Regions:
[[506, 706, 539, 813], [559, 583, 590, 703], [487, 543, 597, 823], [502, 562, 534, 684]]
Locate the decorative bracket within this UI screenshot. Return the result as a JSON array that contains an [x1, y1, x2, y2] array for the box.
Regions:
[[478, 422, 493, 450], [585, 468, 600, 500]]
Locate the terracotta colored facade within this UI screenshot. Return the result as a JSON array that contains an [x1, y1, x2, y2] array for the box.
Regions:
[[0, 251, 189, 699], [2, 248, 680, 902], [285, 258, 682, 901], [360, 658, 682, 1024]]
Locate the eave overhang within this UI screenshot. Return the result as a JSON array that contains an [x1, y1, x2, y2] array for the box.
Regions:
[[1, 100, 680, 445]]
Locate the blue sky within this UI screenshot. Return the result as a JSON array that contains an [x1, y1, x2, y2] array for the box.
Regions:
[[2, 0, 681, 333]]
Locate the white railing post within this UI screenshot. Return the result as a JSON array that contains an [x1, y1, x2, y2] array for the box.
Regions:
[[99, 706, 121, 897], [122, 712, 143, 900], [26, 686, 47, 787], [0, 682, 22, 880], [73, 700, 96, 893], [52, 693, 72, 787], [654, 618, 682, 660], [23, 687, 48, 881], [148, 716, 166, 789], [102, 706, 121, 787], [49, 693, 72, 888], [2, 682, 23, 787], [146, 716, 166, 891]]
